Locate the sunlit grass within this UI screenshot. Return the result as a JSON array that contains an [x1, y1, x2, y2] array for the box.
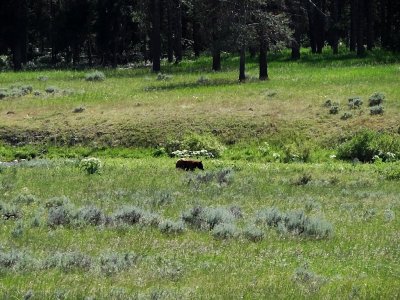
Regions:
[[0, 157, 399, 298], [1, 49, 399, 151]]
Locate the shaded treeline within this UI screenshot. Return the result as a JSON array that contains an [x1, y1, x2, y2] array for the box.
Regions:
[[0, 0, 399, 79]]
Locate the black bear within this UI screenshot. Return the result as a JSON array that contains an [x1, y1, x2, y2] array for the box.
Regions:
[[176, 159, 204, 171]]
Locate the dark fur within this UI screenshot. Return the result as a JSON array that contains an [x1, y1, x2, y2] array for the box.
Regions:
[[176, 159, 204, 171]]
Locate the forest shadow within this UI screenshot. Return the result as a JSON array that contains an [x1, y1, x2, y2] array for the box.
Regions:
[[143, 77, 261, 92]]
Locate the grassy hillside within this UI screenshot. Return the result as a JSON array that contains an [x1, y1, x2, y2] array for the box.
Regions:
[[1, 49, 399, 155]]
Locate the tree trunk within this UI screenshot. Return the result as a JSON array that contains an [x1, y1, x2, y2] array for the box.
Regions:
[[259, 41, 268, 80], [357, 0, 365, 56], [12, 43, 22, 71], [152, 0, 161, 72], [212, 24, 221, 71], [350, 0, 357, 51], [12, 0, 27, 71], [366, 0, 375, 51], [193, 20, 201, 58], [50, 0, 57, 64], [239, 47, 246, 82], [291, 26, 301, 60], [166, 0, 174, 63], [174, 0, 182, 63], [72, 43, 80, 66], [330, 0, 340, 54], [212, 47, 221, 71]]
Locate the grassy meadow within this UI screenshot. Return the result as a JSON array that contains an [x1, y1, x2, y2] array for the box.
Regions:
[[0, 49, 400, 298]]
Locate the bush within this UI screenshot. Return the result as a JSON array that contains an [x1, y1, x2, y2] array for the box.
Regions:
[[0, 89, 9, 99], [150, 190, 174, 208], [99, 252, 138, 276], [329, 105, 339, 114], [13, 193, 37, 205], [139, 211, 161, 227], [85, 71, 106, 82], [181, 133, 226, 158], [181, 205, 204, 229], [337, 130, 400, 162], [385, 165, 400, 180], [281, 211, 333, 239], [369, 92, 385, 106], [303, 216, 334, 239], [113, 206, 144, 225], [43, 251, 92, 272], [294, 173, 312, 186], [0, 250, 35, 271], [370, 105, 384, 115], [348, 97, 363, 109], [79, 157, 102, 174], [282, 210, 308, 234], [47, 205, 74, 227], [11, 222, 24, 238], [255, 207, 284, 227], [158, 220, 185, 234], [242, 225, 264, 242], [45, 86, 57, 94], [77, 206, 105, 226], [181, 206, 235, 230], [215, 168, 234, 186], [202, 207, 235, 230], [293, 265, 327, 293], [212, 223, 238, 239], [340, 112, 353, 120], [72, 106, 85, 113], [283, 143, 311, 163], [0, 204, 21, 220], [194, 171, 214, 184], [45, 196, 70, 208], [384, 209, 395, 222]]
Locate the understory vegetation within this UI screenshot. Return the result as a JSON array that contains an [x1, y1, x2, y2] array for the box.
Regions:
[[0, 50, 399, 298]]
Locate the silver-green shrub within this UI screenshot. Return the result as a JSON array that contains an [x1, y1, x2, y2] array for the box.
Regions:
[[181, 205, 204, 229], [212, 223, 239, 239], [99, 252, 138, 276], [139, 211, 162, 227], [0, 250, 35, 271], [113, 206, 144, 225], [77, 206, 105, 226], [43, 251, 92, 272], [242, 225, 264, 242], [303, 217, 334, 239], [368, 92, 385, 106], [47, 205, 74, 227], [255, 207, 284, 227], [85, 71, 106, 82], [370, 105, 384, 115], [202, 207, 235, 230], [13, 193, 37, 205], [292, 265, 327, 293], [159, 220, 185, 234], [215, 168, 234, 186], [182, 206, 235, 230]]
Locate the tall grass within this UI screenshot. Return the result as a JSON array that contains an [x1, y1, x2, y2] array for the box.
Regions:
[[0, 158, 399, 298]]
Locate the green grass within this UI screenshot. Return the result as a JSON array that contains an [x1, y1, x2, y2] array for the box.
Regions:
[[0, 49, 400, 298], [0, 158, 399, 298], [1, 49, 399, 151]]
